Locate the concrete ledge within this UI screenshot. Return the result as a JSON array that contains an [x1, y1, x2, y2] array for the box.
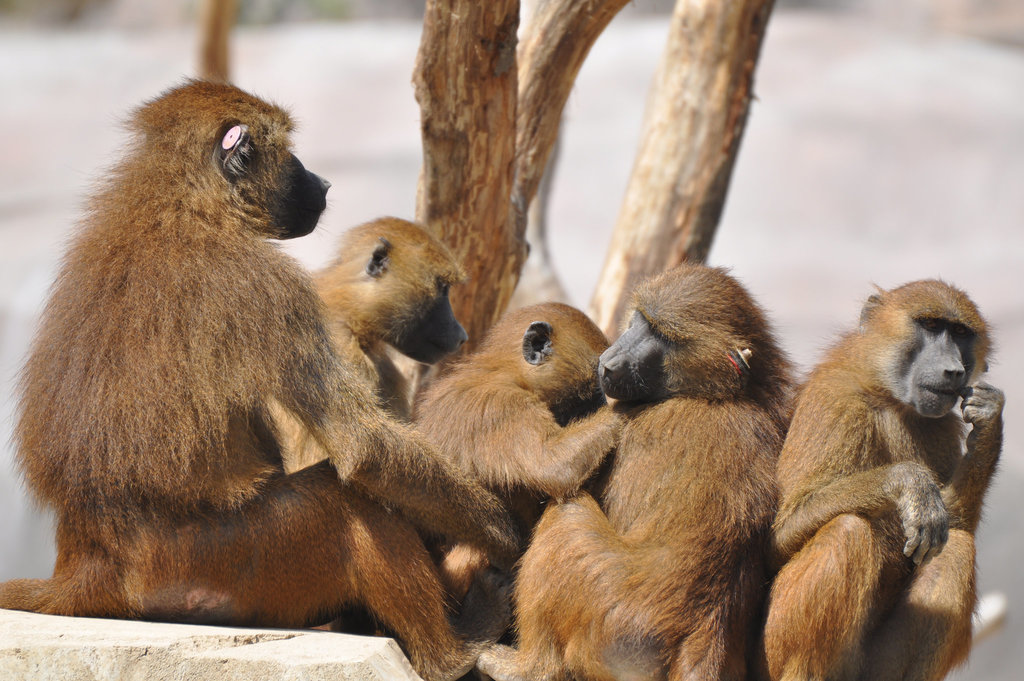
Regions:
[[0, 608, 423, 680]]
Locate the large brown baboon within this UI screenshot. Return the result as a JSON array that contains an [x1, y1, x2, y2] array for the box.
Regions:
[[281, 216, 467, 472], [0, 80, 519, 681], [415, 303, 621, 598], [762, 280, 1003, 681], [479, 264, 794, 681]]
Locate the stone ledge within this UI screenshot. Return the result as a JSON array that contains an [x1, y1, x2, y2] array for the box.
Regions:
[[0, 608, 423, 681]]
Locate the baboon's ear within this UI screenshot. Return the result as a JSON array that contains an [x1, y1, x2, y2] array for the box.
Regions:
[[859, 292, 883, 330], [366, 237, 392, 278], [522, 321, 554, 366]]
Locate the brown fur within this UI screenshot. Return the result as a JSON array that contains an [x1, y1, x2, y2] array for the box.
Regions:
[[479, 265, 793, 681], [416, 303, 620, 597], [282, 216, 465, 471], [0, 81, 519, 681], [763, 280, 1001, 681]]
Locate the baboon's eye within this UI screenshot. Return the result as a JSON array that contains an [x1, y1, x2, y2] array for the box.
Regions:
[[217, 123, 251, 180], [222, 125, 244, 150]]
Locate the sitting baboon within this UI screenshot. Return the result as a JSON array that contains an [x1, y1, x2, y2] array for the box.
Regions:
[[0, 80, 518, 681], [415, 303, 621, 598], [763, 280, 1003, 681], [479, 264, 794, 681], [282, 216, 467, 471]]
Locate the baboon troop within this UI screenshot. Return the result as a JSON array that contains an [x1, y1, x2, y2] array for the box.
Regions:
[[1, 82, 1004, 681]]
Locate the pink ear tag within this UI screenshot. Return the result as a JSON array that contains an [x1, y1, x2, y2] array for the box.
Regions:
[[222, 125, 243, 150]]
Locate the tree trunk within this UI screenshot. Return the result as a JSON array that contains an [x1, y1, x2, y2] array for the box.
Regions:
[[413, 0, 523, 350], [589, 0, 776, 338], [198, 0, 237, 83], [413, 0, 632, 348]]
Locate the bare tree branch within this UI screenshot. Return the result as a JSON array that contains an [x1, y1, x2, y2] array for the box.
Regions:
[[508, 133, 569, 309], [198, 0, 238, 83], [590, 0, 776, 337], [508, 0, 632, 310], [513, 0, 632, 218], [413, 0, 634, 345]]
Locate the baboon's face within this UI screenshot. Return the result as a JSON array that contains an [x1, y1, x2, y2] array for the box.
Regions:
[[860, 280, 988, 419], [215, 122, 330, 240], [598, 312, 668, 403], [390, 285, 467, 364], [357, 235, 468, 363], [891, 316, 976, 418]]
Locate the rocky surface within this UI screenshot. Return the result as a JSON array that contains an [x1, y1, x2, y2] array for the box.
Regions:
[[0, 608, 422, 681]]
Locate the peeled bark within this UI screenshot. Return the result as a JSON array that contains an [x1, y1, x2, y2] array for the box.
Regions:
[[590, 0, 776, 338]]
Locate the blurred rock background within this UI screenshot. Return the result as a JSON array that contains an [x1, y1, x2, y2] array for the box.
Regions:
[[0, 1, 1021, 678]]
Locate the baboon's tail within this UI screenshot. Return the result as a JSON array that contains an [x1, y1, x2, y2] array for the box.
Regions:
[[0, 577, 55, 613]]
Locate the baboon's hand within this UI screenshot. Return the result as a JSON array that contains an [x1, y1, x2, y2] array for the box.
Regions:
[[961, 382, 1004, 450], [594, 402, 625, 451], [477, 643, 518, 681], [888, 462, 949, 565], [898, 483, 949, 565]]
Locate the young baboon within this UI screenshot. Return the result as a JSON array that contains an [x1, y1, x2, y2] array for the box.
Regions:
[[0, 81, 519, 681], [762, 280, 1003, 681], [320, 217, 467, 413], [479, 264, 794, 681], [416, 303, 620, 598], [281, 216, 467, 472]]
